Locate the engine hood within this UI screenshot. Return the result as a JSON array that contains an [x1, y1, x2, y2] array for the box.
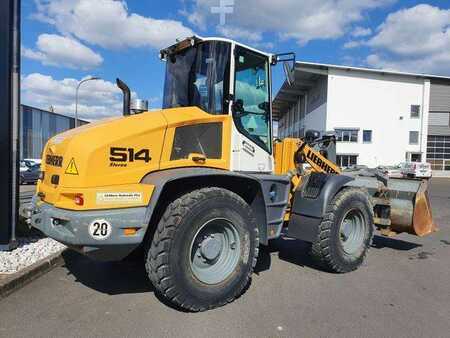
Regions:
[[41, 110, 167, 189], [37, 106, 231, 209]]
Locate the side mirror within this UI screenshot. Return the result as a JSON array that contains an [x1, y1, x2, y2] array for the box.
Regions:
[[283, 61, 295, 86], [272, 52, 296, 86], [305, 129, 320, 143]]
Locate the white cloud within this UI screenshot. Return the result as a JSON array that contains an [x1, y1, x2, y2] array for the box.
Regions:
[[21, 73, 141, 121], [366, 4, 450, 74], [369, 4, 450, 56], [343, 40, 362, 49], [215, 25, 275, 49], [366, 53, 450, 75], [351, 26, 372, 37], [22, 34, 103, 70], [184, 0, 394, 45], [216, 25, 262, 42], [34, 0, 194, 50]]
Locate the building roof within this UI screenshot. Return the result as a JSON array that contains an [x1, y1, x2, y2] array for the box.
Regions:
[[21, 104, 89, 123], [296, 61, 450, 82], [272, 61, 450, 120]]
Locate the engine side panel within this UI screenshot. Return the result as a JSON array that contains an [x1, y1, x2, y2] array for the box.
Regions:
[[247, 173, 291, 240]]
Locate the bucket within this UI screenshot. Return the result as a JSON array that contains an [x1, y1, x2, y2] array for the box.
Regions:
[[389, 179, 436, 236]]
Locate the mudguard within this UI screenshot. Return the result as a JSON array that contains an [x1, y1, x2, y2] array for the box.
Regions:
[[287, 173, 354, 242], [141, 168, 290, 245]]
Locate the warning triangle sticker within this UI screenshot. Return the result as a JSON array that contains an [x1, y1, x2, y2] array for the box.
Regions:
[[65, 158, 79, 175]]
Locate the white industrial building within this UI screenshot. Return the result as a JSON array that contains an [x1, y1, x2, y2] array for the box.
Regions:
[[273, 62, 450, 174]]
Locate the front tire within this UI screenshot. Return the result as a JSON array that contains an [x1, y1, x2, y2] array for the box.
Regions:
[[311, 188, 374, 273], [146, 187, 259, 311]]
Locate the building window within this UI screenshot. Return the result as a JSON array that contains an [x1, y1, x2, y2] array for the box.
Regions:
[[336, 154, 358, 168], [427, 135, 450, 171], [335, 129, 358, 142], [410, 153, 422, 162], [409, 131, 419, 145], [363, 130, 372, 143], [410, 105, 420, 118]]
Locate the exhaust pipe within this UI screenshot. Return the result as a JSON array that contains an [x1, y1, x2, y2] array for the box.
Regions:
[[116, 78, 130, 116]]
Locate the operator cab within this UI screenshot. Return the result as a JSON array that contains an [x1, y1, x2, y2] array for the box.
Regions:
[[160, 36, 293, 173]]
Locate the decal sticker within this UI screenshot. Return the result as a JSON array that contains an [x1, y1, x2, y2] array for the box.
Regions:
[[88, 219, 112, 240], [46, 154, 63, 167], [242, 140, 255, 156], [65, 158, 79, 175], [109, 147, 151, 167], [305, 149, 339, 174], [96, 192, 143, 205]]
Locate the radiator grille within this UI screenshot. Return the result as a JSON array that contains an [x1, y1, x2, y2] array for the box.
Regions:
[[302, 173, 328, 199]]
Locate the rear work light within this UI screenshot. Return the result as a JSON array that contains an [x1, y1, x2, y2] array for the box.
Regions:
[[74, 194, 84, 206]]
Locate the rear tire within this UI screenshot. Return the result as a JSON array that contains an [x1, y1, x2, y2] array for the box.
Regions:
[[146, 187, 259, 311], [311, 188, 373, 273]]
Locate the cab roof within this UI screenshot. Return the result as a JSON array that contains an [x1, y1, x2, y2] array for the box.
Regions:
[[160, 36, 273, 60]]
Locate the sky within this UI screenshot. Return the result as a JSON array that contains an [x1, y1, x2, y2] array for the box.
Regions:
[[21, 0, 450, 121]]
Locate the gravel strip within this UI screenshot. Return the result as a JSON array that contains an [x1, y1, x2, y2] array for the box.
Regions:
[[0, 237, 66, 274]]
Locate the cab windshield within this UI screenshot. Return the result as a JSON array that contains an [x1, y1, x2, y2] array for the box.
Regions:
[[162, 41, 231, 115]]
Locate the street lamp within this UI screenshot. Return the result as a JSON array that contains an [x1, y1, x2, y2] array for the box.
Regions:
[[75, 76, 101, 127]]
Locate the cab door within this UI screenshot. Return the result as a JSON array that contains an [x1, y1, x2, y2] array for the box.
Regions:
[[230, 45, 273, 173]]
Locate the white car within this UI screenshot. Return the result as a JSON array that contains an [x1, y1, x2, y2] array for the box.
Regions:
[[19, 161, 29, 172], [403, 162, 432, 179], [20, 159, 42, 172], [378, 165, 404, 178], [23, 158, 42, 165]]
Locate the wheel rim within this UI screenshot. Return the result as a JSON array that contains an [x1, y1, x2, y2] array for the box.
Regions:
[[339, 209, 367, 255], [189, 218, 241, 285]]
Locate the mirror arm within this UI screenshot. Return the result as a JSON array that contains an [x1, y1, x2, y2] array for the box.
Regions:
[[272, 52, 296, 66], [272, 52, 296, 86]]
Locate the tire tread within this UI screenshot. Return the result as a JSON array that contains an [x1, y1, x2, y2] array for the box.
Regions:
[[311, 188, 374, 273], [145, 187, 259, 311]]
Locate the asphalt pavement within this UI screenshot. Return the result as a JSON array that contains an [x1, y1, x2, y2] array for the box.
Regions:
[[2, 179, 450, 337]]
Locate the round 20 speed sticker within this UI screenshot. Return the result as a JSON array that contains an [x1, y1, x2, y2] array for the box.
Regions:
[[89, 219, 112, 240]]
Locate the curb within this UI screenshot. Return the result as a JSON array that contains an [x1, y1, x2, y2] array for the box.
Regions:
[[0, 249, 66, 299]]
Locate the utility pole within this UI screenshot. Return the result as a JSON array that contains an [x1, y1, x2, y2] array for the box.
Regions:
[[0, 0, 20, 251]]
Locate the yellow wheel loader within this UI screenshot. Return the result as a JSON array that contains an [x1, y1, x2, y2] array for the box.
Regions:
[[22, 36, 435, 312]]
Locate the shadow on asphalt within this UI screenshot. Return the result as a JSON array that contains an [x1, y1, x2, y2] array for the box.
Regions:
[[61, 249, 248, 312], [255, 238, 317, 273], [254, 234, 422, 274], [371, 235, 422, 251], [62, 250, 152, 295], [61, 234, 422, 302]]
